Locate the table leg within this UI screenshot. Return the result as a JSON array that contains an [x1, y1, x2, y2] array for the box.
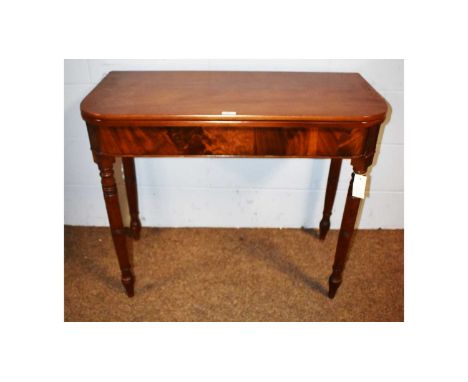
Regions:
[[327, 124, 381, 298], [319, 158, 342, 240], [122, 157, 142, 240], [328, 170, 362, 299], [94, 154, 135, 297]]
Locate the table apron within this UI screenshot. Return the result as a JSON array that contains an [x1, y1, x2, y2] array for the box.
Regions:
[[87, 125, 374, 158]]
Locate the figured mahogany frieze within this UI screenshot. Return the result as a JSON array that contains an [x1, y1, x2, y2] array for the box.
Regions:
[[87, 125, 371, 158]]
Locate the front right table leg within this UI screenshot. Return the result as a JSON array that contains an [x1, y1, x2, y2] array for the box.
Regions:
[[328, 161, 368, 299]]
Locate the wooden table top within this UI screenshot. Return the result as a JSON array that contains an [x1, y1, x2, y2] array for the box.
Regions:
[[81, 71, 387, 125]]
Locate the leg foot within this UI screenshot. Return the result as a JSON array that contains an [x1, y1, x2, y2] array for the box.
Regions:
[[319, 216, 330, 240], [328, 269, 342, 299], [130, 219, 142, 240], [121, 269, 135, 297]]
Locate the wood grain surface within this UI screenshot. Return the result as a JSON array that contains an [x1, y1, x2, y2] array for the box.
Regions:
[[81, 71, 387, 125], [86, 124, 372, 158]]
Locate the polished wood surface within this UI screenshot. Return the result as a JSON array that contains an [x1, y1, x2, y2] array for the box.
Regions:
[[86, 124, 372, 158], [81, 71, 387, 125], [81, 71, 388, 300]]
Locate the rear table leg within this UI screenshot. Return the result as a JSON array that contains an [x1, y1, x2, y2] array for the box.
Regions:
[[319, 159, 342, 240], [122, 157, 142, 240]]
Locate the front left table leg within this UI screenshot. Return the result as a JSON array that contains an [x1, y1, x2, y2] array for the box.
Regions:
[[94, 154, 135, 297]]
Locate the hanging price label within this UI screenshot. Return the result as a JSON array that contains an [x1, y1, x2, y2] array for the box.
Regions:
[[352, 173, 367, 199]]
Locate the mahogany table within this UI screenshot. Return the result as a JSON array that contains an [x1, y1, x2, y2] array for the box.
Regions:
[[80, 71, 388, 299]]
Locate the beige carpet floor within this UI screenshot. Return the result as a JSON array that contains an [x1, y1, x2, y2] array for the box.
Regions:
[[64, 226, 403, 322]]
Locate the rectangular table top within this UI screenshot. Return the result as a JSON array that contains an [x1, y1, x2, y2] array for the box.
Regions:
[[80, 71, 387, 126]]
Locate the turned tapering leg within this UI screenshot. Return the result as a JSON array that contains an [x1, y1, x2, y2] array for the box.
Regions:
[[328, 171, 362, 299], [94, 154, 135, 297], [319, 158, 342, 240], [122, 157, 142, 240], [327, 124, 381, 299]]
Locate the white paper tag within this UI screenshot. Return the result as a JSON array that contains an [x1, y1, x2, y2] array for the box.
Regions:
[[221, 111, 236, 115], [352, 173, 367, 199]]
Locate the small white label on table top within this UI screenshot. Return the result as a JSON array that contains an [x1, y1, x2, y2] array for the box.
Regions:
[[352, 173, 367, 199], [221, 111, 237, 115]]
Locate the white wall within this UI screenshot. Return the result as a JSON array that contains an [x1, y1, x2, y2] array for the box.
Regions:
[[64, 59, 403, 228]]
